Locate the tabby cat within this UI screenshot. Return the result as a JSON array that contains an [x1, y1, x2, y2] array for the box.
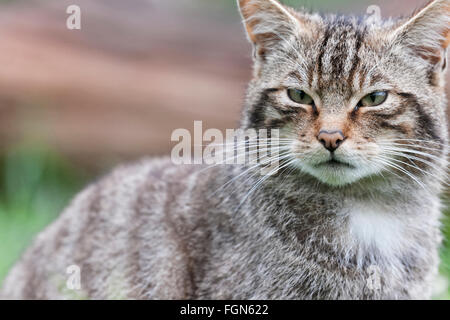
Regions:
[[1, 0, 449, 299]]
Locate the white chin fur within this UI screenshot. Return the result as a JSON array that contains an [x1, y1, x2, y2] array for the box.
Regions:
[[301, 164, 375, 187]]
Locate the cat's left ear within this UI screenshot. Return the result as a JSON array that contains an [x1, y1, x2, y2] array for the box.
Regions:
[[391, 0, 450, 73]]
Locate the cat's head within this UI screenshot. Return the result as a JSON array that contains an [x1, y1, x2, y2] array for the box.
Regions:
[[238, 0, 449, 187]]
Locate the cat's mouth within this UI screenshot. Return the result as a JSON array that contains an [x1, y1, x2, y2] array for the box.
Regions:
[[315, 159, 354, 169]]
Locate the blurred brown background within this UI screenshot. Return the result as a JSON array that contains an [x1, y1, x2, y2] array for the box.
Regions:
[[0, 0, 446, 170]]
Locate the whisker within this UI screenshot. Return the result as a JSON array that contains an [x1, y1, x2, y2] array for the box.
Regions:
[[371, 157, 405, 182], [383, 156, 449, 186], [235, 158, 298, 211], [194, 141, 295, 148], [198, 148, 292, 175], [203, 147, 290, 165], [212, 152, 293, 195], [374, 156, 428, 190], [378, 142, 446, 154], [379, 138, 447, 146], [379, 146, 446, 163], [381, 150, 449, 172]]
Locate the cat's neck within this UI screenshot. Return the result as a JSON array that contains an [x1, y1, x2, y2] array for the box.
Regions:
[[222, 165, 441, 273]]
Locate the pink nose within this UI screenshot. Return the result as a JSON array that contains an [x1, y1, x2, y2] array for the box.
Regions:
[[317, 130, 346, 152]]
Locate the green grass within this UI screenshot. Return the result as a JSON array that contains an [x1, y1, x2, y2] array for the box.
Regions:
[[0, 144, 449, 298], [0, 144, 87, 284], [437, 211, 450, 299]]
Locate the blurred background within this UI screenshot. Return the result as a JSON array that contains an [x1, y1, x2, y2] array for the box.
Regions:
[[0, 0, 448, 299]]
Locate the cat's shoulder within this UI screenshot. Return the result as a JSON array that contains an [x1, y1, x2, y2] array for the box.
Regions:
[[73, 157, 201, 209], [93, 157, 188, 188], [106, 157, 201, 187]]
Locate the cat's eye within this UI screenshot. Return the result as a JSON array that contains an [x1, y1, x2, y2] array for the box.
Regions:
[[287, 89, 314, 105], [358, 91, 388, 107]]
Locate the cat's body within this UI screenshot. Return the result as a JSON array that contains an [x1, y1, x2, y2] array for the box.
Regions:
[[1, 0, 449, 299], [0, 158, 443, 299]]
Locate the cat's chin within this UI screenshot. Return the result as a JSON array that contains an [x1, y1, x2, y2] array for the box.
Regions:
[[300, 162, 374, 187]]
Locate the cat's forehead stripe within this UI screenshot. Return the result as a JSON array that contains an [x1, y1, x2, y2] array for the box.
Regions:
[[315, 26, 332, 88], [346, 28, 366, 88], [314, 19, 369, 92]]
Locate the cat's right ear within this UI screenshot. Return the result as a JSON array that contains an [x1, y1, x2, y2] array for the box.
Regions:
[[237, 0, 303, 61]]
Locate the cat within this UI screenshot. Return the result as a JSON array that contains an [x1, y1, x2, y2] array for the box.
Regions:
[[1, 0, 449, 300]]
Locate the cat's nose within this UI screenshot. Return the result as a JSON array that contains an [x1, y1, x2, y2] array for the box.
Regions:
[[317, 130, 346, 152]]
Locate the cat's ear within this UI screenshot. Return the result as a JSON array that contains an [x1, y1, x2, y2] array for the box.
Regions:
[[237, 0, 303, 61], [390, 0, 450, 72]]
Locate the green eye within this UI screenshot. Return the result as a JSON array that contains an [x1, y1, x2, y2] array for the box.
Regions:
[[287, 89, 314, 105], [359, 91, 388, 107]]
